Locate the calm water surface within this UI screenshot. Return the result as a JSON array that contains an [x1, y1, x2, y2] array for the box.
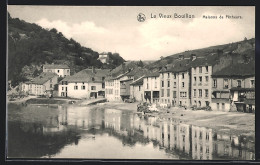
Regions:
[[7, 104, 255, 160]]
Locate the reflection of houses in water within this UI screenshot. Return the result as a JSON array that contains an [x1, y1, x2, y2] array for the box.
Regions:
[[43, 115, 67, 135], [213, 133, 255, 160], [58, 106, 104, 130], [191, 125, 213, 160], [104, 109, 122, 132], [178, 123, 191, 154]]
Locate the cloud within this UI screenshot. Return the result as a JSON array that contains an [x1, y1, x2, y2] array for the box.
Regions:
[[36, 13, 254, 61]]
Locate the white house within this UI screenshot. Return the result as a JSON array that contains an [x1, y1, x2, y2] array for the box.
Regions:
[[143, 72, 160, 104], [58, 68, 109, 99], [130, 76, 144, 102], [21, 72, 58, 96], [98, 52, 109, 64], [43, 64, 70, 77]]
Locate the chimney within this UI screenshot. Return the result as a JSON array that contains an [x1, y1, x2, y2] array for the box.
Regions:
[[179, 55, 184, 60], [191, 54, 196, 61], [92, 66, 96, 73]]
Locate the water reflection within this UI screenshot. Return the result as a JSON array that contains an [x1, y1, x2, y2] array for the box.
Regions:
[[7, 104, 255, 160]]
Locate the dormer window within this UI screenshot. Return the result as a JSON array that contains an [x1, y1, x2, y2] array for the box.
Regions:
[[92, 77, 95, 81]]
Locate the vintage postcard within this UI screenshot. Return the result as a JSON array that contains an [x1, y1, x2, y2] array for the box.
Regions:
[[6, 6, 255, 160]]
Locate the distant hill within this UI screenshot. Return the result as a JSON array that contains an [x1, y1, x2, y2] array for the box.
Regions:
[[146, 38, 255, 70], [7, 12, 125, 87]]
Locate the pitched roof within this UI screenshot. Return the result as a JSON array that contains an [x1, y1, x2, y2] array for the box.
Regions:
[[126, 67, 150, 79], [25, 72, 57, 85], [109, 62, 137, 77], [143, 72, 160, 78], [160, 58, 191, 73], [43, 64, 70, 69], [212, 61, 255, 77], [189, 54, 219, 68], [130, 76, 144, 86], [60, 69, 110, 83]]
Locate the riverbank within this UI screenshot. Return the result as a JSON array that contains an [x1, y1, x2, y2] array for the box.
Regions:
[[161, 107, 255, 138], [92, 101, 140, 111], [8, 96, 80, 105], [94, 102, 255, 138]]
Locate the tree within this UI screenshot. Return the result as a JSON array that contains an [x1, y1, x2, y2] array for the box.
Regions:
[[50, 28, 58, 33], [137, 60, 144, 67]]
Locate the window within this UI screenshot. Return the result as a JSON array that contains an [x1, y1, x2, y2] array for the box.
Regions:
[[168, 73, 170, 78], [182, 82, 185, 88], [206, 66, 209, 73], [91, 86, 96, 90], [217, 103, 219, 109], [199, 76, 202, 82], [194, 77, 196, 84], [67, 70, 69, 73], [199, 67, 202, 73], [92, 77, 95, 81], [182, 73, 185, 79], [205, 89, 208, 98], [102, 77, 105, 81], [82, 85, 85, 90], [222, 103, 225, 110], [194, 89, 196, 97], [167, 81, 170, 87], [74, 86, 78, 90], [174, 82, 176, 88], [102, 83, 105, 88], [237, 80, 241, 87], [139, 86, 141, 91], [174, 73, 176, 79], [50, 79, 52, 83], [147, 83, 149, 89], [199, 89, 202, 97], [213, 79, 217, 88], [205, 76, 209, 82], [62, 87, 64, 90], [161, 73, 164, 78], [173, 91, 177, 98], [251, 80, 255, 88], [50, 84, 53, 88], [162, 81, 164, 87], [155, 82, 157, 88], [57, 70, 60, 73], [224, 79, 229, 88], [167, 89, 170, 97], [161, 89, 164, 97]]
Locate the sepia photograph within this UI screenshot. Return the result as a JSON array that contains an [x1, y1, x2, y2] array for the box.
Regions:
[[6, 6, 255, 160]]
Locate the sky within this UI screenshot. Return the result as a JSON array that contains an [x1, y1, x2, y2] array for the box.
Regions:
[[8, 6, 255, 61]]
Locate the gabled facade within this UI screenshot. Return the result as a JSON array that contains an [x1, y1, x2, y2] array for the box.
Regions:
[[21, 72, 58, 96], [191, 64, 213, 107], [143, 72, 160, 104], [58, 68, 109, 99], [130, 76, 144, 102], [211, 61, 255, 112], [43, 64, 70, 77]]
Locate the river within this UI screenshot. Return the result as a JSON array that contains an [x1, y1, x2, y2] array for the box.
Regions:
[[7, 104, 255, 160]]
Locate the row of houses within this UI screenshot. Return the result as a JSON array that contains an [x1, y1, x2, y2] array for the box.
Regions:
[[104, 53, 254, 112], [20, 51, 255, 112]]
